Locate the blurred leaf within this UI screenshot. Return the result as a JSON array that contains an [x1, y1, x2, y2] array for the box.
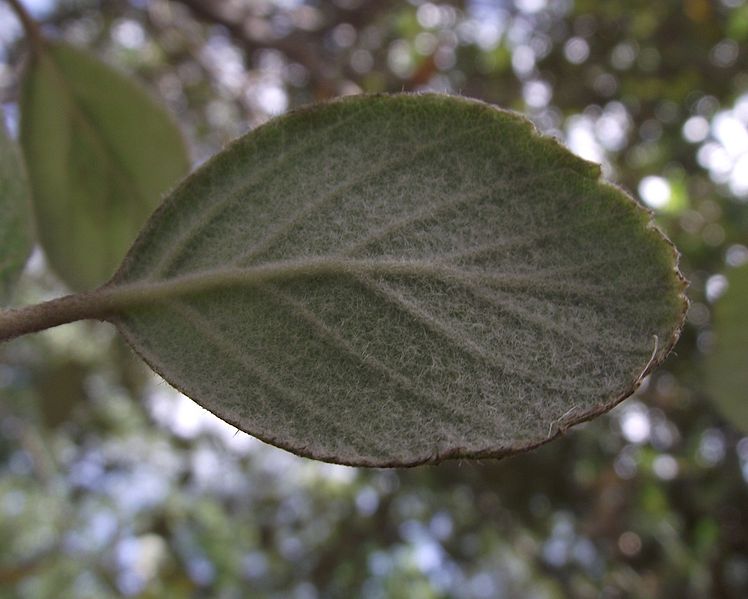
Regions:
[[727, 4, 748, 39], [707, 263, 748, 432], [19, 41, 190, 291], [101, 94, 687, 467], [0, 112, 33, 304], [693, 517, 719, 557], [664, 175, 689, 215], [35, 359, 87, 429]]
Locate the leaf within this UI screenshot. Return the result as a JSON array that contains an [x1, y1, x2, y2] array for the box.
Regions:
[[105, 94, 686, 467], [19, 41, 190, 291], [35, 359, 88, 429], [0, 113, 33, 303], [707, 264, 748, 432]]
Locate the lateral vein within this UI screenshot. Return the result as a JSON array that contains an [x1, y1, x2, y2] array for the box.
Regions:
[[339, 165, 573, 257], [260, 282, 496, 440], [169, 299, 369, 456], [353, 274, 592, 395], [231, 123, 490, 268], [144, 107, 368, 279]]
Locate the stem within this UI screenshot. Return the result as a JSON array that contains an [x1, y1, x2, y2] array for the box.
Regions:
[[0, 291, 114, 342], [6, 0, 43, 50], [1, 254, 597, 342], [0, 258, 390, 342]]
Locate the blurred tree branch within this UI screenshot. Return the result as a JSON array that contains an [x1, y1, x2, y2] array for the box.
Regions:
[[169, 0, 397, 98]]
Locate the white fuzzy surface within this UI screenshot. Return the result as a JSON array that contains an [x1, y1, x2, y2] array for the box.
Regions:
[[110, 94, 687, 466]]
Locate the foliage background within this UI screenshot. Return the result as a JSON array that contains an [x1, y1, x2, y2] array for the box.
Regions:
[[1, 0, 747, 597]]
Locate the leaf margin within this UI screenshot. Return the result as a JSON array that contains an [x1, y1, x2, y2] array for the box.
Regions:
[[0, 110, 34, 304], [105, 92, 690, 467]]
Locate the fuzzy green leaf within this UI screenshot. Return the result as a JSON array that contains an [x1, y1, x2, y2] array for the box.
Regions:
[[0, 114, 33, 303], [19, 41, 190, 291], [106, 94, 686, 466], [707, 264, 748, 432]]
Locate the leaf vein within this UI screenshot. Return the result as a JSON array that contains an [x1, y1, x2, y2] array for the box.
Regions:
[[259, 283, 496, 439], [339, 166, 575, 257], [168, 299, 369, 455], [353, 274, 592, 395], [144, 107, 369, 279], [231, 123, 490, 268], [438, 212, 630, 263], [458, 279, 645, 354]]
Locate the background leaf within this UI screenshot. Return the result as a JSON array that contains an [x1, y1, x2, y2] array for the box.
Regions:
[[107, 94, 687, 467], [0, 112, 33, 303], [707, 264, 748, 432], [19, 41, 190, 291]]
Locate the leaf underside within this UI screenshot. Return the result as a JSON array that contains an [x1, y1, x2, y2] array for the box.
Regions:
[[20, 41, 190, 291], [109, 94, 687, 467], [0, 114, 32, 303], [707, 264, 748, 432]]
